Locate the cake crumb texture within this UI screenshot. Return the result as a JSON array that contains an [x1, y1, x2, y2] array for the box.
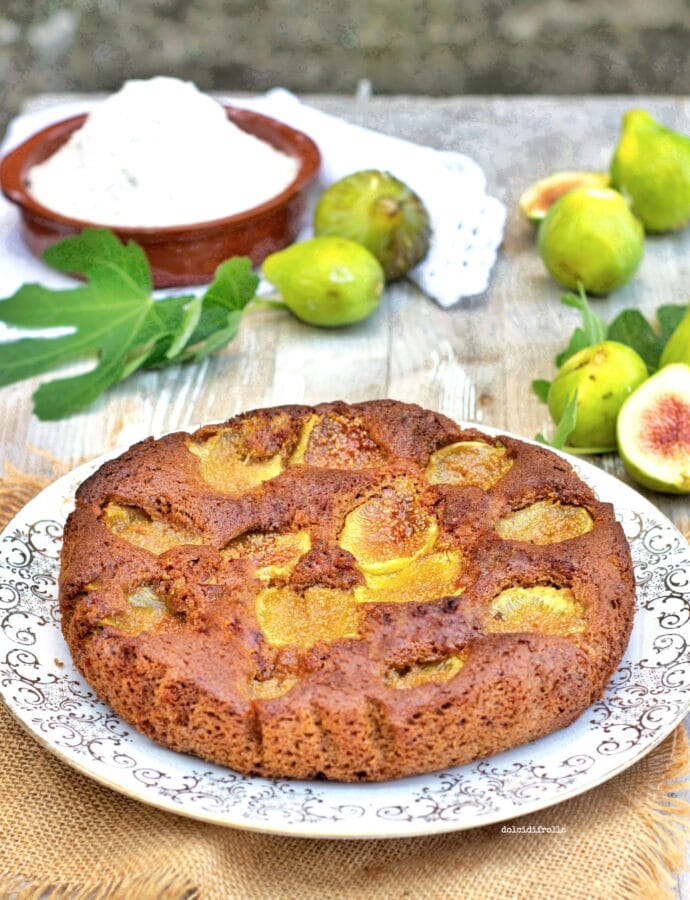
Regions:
[[59, 400, 636, 782]]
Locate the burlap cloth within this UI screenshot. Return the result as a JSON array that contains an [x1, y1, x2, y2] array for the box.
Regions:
[[1, 468, 690, 899]]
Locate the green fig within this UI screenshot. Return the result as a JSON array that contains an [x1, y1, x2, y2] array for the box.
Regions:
[[548, 341, 648, 449], [519, 171, 610, 222], [617, 364, 690, 494], [660, 305, 690, 367], [610, 109, 690, 233], [314, 170, 431, 281], [538, 187, 644, 295], [262, 236, 384, 328]]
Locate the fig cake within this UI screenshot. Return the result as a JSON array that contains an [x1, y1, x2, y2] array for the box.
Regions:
[[59, 400, 636, 782]]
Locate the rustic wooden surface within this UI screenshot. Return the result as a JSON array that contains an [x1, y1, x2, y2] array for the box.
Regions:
[[2, 95, 689, 538], [1, 94, 690, 892]]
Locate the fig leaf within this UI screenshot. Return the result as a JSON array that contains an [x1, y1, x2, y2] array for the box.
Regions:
[[536, 391, 579, 450], [556, 285, 607, 366], [658, 304, 689, 342], [606, 309, 665, 371], [547, 286, 688, 378], [531, 379, 552, 403], [0, 229, 258, 419]]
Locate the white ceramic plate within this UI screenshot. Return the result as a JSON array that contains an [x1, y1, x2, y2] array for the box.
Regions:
[[1, 427, 689, 838]]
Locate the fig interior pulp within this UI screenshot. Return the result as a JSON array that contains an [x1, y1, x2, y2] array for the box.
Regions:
[[617, 364, 690, 494], [519, 171, 610, 222]]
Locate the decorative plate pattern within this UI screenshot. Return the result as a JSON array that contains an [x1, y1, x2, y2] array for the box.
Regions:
[[1, 429, 689, 838]]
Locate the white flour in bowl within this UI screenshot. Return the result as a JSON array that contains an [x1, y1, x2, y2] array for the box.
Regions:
[[26, 76, 300, 227]]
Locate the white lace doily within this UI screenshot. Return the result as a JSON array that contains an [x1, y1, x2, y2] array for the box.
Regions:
[[237, 89, 506, 306], [0, 89, 506, 309]]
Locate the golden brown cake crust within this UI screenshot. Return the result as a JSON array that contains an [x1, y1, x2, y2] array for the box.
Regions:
[[59, 400, 636, 782]]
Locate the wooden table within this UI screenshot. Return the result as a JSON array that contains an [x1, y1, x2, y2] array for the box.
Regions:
[[2, 94, 689, 538], [2, 93, 690, 893]]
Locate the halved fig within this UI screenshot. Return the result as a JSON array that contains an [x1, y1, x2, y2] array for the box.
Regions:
[[617, 363, 690, 494], [519, 170, 610, 222], [354, 551, 462, 605], [223, 530, 311, 581], [104, 503, 201, 554], [101, 585, 167, 635], [484, 586, 586, 636], [384, 654, 465, 690], [339, 480, 438, 574], [496, 500, 593, 544], [188, 430, 282, 494], [426, 441, 513, 490], [290, 413, 385, 469], [256, 585, 359, 648]]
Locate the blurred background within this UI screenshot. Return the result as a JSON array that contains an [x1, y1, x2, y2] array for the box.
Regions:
[[1, 0, 689, 136]]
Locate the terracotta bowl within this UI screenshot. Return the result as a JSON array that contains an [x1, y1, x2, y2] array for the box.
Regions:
[[0, 106, 321, 288]]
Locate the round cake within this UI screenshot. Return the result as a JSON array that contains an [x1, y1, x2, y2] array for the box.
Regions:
[[59, 400, 636, 782]]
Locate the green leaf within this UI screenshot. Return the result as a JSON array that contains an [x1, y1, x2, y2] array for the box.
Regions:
[[555, 327, 590, 367], [44, 228, 152, 294], [550, 391, 579, 450], [202, 256, 259, 312], [561, 286, 607, 342], [550, 290, 688, 378], [165, 295, 204, 359], [555, 287, 607, 367], [536, 391, 578, 451], [531, 379, 551, 403], [0, 234, 154, 418], [606, 309, 662, 371], [537, 292, 689, 453], [536, 389, 616, 456], [0, 229, 258, 419], [133, 294, 202, 370], [169, 258, 259, 364], [33, 353, 127, 420], [658, 303, 689, 343]]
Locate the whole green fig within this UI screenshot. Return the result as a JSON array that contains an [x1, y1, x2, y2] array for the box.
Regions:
[[314, 170, 431, 281], [262, 236, 384, 328], [610, 109, 690, 233], [548, 340, 648, 449], [538, 188, 644, 295]]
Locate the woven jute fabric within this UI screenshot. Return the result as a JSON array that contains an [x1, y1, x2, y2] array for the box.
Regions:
[[1, 468, 690, 899]]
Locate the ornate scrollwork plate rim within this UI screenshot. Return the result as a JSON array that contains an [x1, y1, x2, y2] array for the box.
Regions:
[[1, 425, 689, 839]]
